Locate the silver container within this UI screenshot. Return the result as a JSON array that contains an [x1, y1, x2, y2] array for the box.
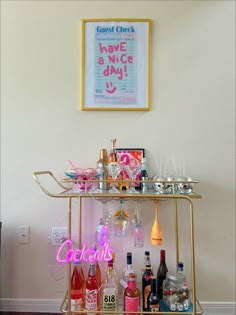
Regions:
[[153, 175, 172, 194], [97, 161, 108, 191], [176, 177, 193, 194]]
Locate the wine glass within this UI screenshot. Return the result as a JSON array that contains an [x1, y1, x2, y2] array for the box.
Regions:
[[113, 200, 130, 237], [107, 163, 122, 193], [95, 199, 112, 246], [124, 165, 141, 193]]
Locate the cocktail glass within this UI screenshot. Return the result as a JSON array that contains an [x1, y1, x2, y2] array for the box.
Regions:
[[124, 165, 141, 193], [85, 168, 101, 193], [107, 163, 122, 193]]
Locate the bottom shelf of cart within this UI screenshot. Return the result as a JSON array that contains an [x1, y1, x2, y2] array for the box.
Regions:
[[60, 297, 203, 315]]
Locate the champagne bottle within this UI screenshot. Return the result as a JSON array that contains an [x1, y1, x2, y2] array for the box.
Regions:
[[148, 278, 160, 312], [156, 250, 168, 300], [108, 139, 118, 164], [142, 251, 154, 311], [86, 262, 98, 314], [124, 273, 140, 315]]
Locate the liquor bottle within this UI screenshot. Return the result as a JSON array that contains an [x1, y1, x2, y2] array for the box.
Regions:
[[148, 278, 160, 312], [102, 259, 118, 313], [111, 253, 118, 285], [79, 261, 86, 307], [97, 149, 108, 191], [85, 262, 98, 313], [124, 272, 141, 315], [156, 249, 168, 300], [108, 139, 118, 164], [142, 251, 154, 311], [95, 257, 102, 308], [123, 252, 136, 285], [95, 260, 102, 291], [71, 260, 84, 311], [140, 157, 149, 192]]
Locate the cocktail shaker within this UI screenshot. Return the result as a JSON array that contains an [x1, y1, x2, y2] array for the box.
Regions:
[[97, 149, 108, 191]]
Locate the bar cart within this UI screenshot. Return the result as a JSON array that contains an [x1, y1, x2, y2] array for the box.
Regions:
[[33, 170, 204, 315]]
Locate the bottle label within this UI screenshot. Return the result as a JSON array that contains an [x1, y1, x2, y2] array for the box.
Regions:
[[86, 289, 97, 311], [144, 284, 151, 309], [150, 304, 160, 312], [125, 296, 139, 315], [103, 288, 116, 311], [71, 298, 82, 311]]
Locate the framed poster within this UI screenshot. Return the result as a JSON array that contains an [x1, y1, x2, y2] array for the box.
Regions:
[[116, 148, 145, 188], [81, 18, 151, 111]]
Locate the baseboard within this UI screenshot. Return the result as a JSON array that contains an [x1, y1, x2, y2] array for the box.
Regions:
[[0, 299, 61, 313], [201, 301, 236, 315], [0, 299, 235, 314]]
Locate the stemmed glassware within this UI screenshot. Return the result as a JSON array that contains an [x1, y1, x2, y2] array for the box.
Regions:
[[123, 165, 141, 193], [113, 200, 130, 237], [133, 200, 144, 247], [95, 199, 112, 246], [107, 163, 122, 193]]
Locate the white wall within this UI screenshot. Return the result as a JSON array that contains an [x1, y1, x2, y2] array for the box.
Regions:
[[1, 0, 235, 305]]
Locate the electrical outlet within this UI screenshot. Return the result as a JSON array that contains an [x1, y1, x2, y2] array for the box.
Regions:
[[51, 227, 68, 246]]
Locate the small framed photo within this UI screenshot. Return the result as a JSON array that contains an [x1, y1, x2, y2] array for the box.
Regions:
[[116, 148, 145, 188], [81, 18, 151, 111]]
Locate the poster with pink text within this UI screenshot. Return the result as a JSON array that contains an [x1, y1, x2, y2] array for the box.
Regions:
[[81, 19, 151, 111]]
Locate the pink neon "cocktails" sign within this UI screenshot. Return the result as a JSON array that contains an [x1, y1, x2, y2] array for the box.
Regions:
[[56, 239, 113, 263]]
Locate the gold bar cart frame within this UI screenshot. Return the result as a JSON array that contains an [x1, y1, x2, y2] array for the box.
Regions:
[[32, 171, 203, 315]]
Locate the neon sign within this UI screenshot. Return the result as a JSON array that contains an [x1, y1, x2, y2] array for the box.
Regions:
[[56, 239, 113, 264]]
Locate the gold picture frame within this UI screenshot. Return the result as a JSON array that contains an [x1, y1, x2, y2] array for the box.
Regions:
[[81, 18, 152, 111]]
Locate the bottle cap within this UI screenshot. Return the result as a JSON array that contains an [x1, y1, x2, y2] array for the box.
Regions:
[[98, 149, 108, 163], [127, 252, 132, 264], [178, 262, 184, 271], [108, 259, 113, 268], [142, 157, 146, 164], [145, 251, 150, 256], [112, 252, 116, 264], [160, 249, 166, 256]]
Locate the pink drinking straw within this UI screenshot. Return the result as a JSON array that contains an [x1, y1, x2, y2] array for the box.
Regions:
[[68, 160, 76, 170]]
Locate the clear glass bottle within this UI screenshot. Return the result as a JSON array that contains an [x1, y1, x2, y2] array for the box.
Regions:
[[111, 253, 118, 286], [156, 249, 168, 300], [102, 259, 118, 313], [163, 262, 191, 311], [71, 260, 84, 311], [142, 251, 154, 311], [123, 252, 136, 285], [85, 262, 98, 314], [124, 272, 140, 315]]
